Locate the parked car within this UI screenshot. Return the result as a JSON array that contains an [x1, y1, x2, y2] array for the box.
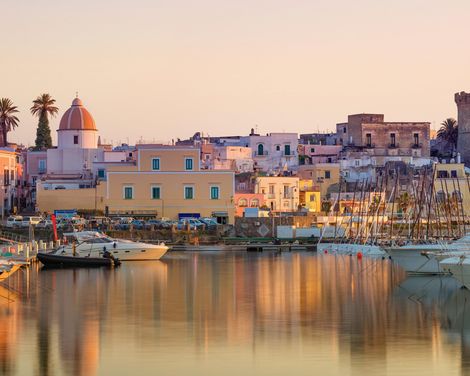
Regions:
[[36, 219, 53, 229], [130, 220, 145, 230], [6, 216, 23, 228], [145, 219, 162, 229], [118, 217, 134, 224], [199, 217, 218, 228], [177, 218, 206, 230], [21, 216, 43, 228]]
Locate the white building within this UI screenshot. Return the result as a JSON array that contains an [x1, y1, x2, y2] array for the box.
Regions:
[[239, 132, 298, 173]]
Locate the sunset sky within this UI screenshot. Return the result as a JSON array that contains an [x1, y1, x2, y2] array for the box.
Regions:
[[4, 0, 470, 146]]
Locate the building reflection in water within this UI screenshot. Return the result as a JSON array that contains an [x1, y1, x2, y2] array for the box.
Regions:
[[3, 252, 470, 375]]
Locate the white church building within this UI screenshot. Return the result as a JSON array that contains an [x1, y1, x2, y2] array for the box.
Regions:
[[39, 97, 129, 190]]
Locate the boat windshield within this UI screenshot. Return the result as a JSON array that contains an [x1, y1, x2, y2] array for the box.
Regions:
[[83, 237, 113, 244]]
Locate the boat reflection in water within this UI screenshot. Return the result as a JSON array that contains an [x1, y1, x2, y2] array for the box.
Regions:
[[3, 253, 470, 375]]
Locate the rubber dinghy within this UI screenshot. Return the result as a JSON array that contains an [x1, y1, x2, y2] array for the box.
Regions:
[[37, 251, 120, 268]]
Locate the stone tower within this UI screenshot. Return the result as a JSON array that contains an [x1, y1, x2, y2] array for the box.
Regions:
[[455, 91, 470, 164]]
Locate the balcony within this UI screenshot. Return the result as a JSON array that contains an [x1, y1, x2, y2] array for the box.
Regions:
[[388, 143, 399, 149], [267, 193, 276, 199], [412, 143, 423, 149], [254, 151, 268, 156]]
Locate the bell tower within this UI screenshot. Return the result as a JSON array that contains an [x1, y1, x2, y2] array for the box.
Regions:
[[455, 92, 470, 165]]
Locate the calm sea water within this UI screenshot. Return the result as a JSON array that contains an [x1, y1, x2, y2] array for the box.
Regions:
[[0, 251, 469, 376]]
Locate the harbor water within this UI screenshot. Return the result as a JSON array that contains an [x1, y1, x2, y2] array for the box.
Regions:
[[1, 251, 470, 376]]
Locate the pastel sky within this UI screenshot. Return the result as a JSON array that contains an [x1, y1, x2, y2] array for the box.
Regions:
[[3, 0, 470, 146]]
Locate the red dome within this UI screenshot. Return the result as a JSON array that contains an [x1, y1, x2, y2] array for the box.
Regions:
[[58, 97, 97, 131]]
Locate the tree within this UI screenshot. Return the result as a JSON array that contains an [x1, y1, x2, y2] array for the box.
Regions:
[[437, 118, 458, 151], [0, 98, 19, 147], [31, 93, 59, 150]]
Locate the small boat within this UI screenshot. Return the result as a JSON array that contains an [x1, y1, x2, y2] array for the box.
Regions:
[[37, 251, 120, 268]]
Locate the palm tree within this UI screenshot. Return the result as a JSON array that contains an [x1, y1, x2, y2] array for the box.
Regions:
[[437, 118, 458, 151], [31, 93, 59, 150], [0, 98, 19, 147]]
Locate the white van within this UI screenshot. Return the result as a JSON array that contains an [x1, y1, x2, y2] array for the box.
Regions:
[[6, 216, 23, 228], [20, 216, 43, 227]]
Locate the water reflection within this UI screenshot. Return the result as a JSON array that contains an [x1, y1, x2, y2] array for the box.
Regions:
[[2, 253, 470, 375]]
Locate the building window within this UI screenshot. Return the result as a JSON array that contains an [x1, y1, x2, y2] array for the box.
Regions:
[[257, 144, 264, 156], [276, 145, 280, 151], [269, 184, 275, 194], [210, 186, 220, 200], [251, 198, 259, 207], [284, 145, 291, 156], [325, 170, 331, 179], [152, 158, 160, 170], [355, 160, 360, 166], [184, 186, 194, 199], [451, 170, 458, 178], [283, 185, 290, 199], [151, 186, 161, 199], [437, 170, 449, 178], [73, 135, 79, 144], [414, 133, 419, 147], [390, 133, 396, 147], [185, 158, 193, 170], [97, 169, 105, 179], [310, 148, 315, 153], [38, 159, 46, 174], [239, 198, 248, 207], [366, 133, 372, 147], [343, 127, 347, 134], [123, 186, 133, 200]]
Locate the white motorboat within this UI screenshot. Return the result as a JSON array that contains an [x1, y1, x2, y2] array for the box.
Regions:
[[385, 235, 470, 274], [317, 242, 386, 258], [50, 231, 169, 261], [440, 256, 470, 289]]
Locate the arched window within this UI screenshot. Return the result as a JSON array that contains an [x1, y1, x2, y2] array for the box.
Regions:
[[275, 145, 280, 151], [257, 144, 264, 156], [238, 198, 248, 207], [251, 199, 259, 207]]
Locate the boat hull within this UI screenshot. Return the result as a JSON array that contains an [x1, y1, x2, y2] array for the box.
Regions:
[[440, 257, 470, 289], [317, 243, 385, 258], [386, 247, 444, 274], [37, 252, 115, 267]]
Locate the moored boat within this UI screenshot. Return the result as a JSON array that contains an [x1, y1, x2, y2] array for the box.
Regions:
[[57, 231, 168, 261], [385, 235, 470, 274], [37, 251, 120, 268]]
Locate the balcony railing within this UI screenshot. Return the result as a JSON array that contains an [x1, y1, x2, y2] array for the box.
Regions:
[[388, 143, 399, 148], [412, 143, 422, 149], [254, 151, 269, 156]]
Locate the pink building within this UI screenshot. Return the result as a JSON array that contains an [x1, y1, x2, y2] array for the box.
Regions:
[[234, 193, 265, 217], [299, 144, 342, 165]]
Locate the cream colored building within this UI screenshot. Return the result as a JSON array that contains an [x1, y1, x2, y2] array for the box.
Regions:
[[106, 147, 234, 223], [255, 176, 299, 212]]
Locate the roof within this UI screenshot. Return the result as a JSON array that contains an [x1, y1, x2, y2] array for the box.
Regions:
[[58, 97, 97, 131]]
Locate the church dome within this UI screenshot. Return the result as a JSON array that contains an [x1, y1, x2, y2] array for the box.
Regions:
[[58, 97, 97, 131]]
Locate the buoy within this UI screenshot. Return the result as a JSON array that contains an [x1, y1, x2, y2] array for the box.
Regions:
[[357, 252, 363, 259], [324, 250, 328, 254]]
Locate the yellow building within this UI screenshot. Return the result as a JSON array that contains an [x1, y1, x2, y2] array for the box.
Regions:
[[434, 162, 470, 216], [299, 179, 321, 213], [37, 146, 235, 223], [255, 176, 299, 212], [297, 163, 340, 198]]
